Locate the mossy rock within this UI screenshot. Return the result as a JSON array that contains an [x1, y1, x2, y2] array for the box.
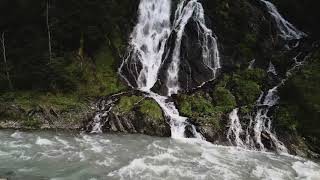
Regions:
[[115, 95, 144, 114], [139, 99, 163, 121], [177, 92, 223, 129], [114, 95, 164, 122]]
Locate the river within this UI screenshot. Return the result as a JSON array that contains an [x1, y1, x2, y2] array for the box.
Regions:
[[0, 130, 319, 180]]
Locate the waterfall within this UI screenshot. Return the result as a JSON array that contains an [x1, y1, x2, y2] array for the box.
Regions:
[[259, 0, 306, 40], [118, 0, 172, 90], [166, 0, 220, 96], [226, 0, 306, 152], [267, 62, 277, 75], [227, 53, 307, 152], [117, 0, 220, 139], [253, 87, 288, 152], [227, 108, 245, 148], [148, 92, 203, 139]]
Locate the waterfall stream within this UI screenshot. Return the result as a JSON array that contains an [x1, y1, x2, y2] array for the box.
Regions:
[[259, 0, 306, 40], [166, 0, 220, 96], [228, 52, 307, 152], [118, 0, 172, 90], [118, 0, 220, 139], [227, 0, 307, 152]]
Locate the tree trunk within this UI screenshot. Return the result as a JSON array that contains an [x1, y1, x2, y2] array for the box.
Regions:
[[47, 0, 52, 63], [1, 32, 13, 90], [78, 33, 84, 69]]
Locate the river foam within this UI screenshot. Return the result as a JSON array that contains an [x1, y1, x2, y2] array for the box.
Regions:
[[0, 130, 319, 180]]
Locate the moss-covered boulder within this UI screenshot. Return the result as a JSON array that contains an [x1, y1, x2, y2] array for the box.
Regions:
[[92, 93, 170, 137]]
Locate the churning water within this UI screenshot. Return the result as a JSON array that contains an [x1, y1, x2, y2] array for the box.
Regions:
[[0, 130, 319, 180]]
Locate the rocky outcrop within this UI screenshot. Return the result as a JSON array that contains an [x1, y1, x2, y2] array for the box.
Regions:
[[84, 91, 171, 137]]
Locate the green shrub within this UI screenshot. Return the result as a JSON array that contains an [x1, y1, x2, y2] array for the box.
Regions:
[[232, 75, 261, 106], [212, 86, 236, 112]]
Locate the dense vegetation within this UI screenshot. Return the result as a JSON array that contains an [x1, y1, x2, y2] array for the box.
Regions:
[[0, 0, 138, 94]]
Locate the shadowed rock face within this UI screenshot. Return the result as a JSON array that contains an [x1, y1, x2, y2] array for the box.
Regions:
[[120, 0, 220, 96], [155, 19, 220, 94]]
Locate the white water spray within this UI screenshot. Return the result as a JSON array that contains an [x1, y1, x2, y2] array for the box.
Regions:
[[260, 0, 306, 40]]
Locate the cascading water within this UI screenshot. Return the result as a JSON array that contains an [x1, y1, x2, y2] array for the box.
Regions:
[[267, 61, 277, 75], [166, 0, 220, 96], [227, 108, 245, 148], [228, 53, 306, 152], [259, 0, 306, 40], [118, 0, 172, 90], [252, 87, 287, 152], [117, 0, 220, 139], [227, 0, 306, 152]]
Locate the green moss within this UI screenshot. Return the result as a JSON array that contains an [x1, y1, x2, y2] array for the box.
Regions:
[[116, 95, 144, 114], [139, 99, 163, 120], [178, 93, 215, 117], [0, 91, 85, 112]]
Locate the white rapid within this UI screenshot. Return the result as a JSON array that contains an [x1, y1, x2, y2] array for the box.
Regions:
[[166, 0, 220, 96], [2, 130, 320, 180], [118, 0, 220, 139], [260, 0, 306, 40]]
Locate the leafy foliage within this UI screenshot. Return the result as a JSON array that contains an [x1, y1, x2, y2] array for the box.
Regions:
[[277, 51, 320, 139]]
